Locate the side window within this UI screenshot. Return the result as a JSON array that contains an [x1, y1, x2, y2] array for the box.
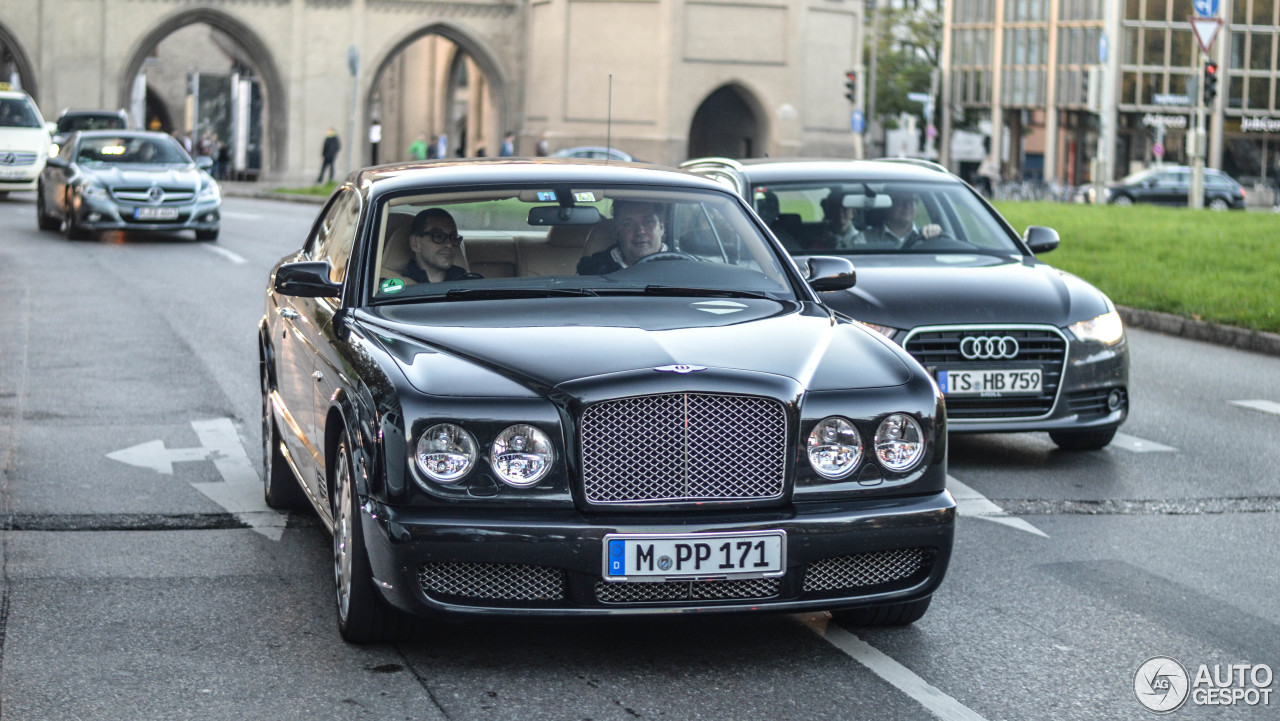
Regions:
[[314, 189, 362, 284]]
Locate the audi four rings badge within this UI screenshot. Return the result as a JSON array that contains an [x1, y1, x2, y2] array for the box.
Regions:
[[960, 336, 1020, 360], [654, 365, 707, 374]]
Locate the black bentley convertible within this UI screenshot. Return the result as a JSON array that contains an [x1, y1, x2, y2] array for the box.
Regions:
[[260, 159, 954, 642]]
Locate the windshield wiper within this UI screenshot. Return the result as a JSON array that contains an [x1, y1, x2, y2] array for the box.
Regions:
[[443, 288, 600, 300], [638, 285, 776, 300]]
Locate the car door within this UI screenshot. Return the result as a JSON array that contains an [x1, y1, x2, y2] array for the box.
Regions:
[[305, 188, 362, 502]]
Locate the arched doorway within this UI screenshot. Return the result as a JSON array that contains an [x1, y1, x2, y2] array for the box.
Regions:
[[369, 25, 509, 165], [119, 9, 285, 178], [0, 23, 39, 101], [688, 85, 766, 160]]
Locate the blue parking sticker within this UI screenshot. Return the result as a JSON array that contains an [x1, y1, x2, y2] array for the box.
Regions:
[[937, 370, 949, 394], [608, 539, 625, 575]]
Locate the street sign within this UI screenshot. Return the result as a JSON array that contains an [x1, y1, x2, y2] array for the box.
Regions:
[[1193, 0, 1219, 17], [1190, 17, 1222, 55], [906, 92, 931, 103], [851, 109, 865, 134], [1153, 142, 1165, 158]]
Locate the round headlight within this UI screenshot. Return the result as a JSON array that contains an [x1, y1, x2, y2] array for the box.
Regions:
[[490, 424, 554, 487], [874, 414, 925, 472], [415, 423, 477, 484], [806, 417, 863, 479]]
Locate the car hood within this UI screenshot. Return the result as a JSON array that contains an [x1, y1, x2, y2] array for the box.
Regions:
[[817, 253, 1111, 329], [1, 128, 51, 156], [82, 165, 202, 188], [359, 296, 914, 396]]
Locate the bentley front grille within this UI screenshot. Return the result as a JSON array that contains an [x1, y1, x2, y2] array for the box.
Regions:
[[418, 562, 565, 602], [595, 577, 781, 604], [802, 548, 927, 593], [581, 393, 787, 504], [904, 327, 1067, 419]]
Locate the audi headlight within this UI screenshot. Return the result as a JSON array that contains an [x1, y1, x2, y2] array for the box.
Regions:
[[858, 321, 899, 341], [874, 414, 925, 472], [490, 424, 554, 487], [1069, 310, 1124, 345], [807, 417, 863, 479], [80, 182, 109, 199], [415, 423, 477, 484]]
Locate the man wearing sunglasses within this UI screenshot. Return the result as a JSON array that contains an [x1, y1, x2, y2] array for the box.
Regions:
[[405, 208, 480, 283]]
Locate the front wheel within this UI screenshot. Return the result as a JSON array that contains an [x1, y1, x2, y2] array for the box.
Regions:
[[831, 596, 932, 627], [36, 184, 60, 231], [63, 192, 90, 240], [1049, 427, 1117, 451], [1110, 195, 1134, 207], [196, 227, 219, 242], [333, 435, 399, 643], [1207, 197, 1229, 211]]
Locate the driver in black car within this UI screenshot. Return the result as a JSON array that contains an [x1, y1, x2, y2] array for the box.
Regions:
[[860, 190, 941, 249], [577, 200, 668, 274]]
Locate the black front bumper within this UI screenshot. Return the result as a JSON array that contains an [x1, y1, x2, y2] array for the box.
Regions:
[[362, 490, 956, 618]]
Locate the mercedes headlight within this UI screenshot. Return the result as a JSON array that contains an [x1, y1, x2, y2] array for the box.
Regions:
[[807, 417, 863, 479], [490, 424, 554, 487], [198, 177, 221, 200], [80, 182, 109, 199], [874, 414, 925, 472], [1069, 310, 1124, 345], [415, 423, 477, 484]]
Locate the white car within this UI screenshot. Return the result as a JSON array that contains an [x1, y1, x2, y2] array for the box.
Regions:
[[0, 88, 50, 195]]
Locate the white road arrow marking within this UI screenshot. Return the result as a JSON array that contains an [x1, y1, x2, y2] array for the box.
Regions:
[[200, 244, 247, 264], [1230, 399, 1280, 417], [1111, 432, 1177, 452], [108, 418, 284, 540], [948, 475, 1048, 538]]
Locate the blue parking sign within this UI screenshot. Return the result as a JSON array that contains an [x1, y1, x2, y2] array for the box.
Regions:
[[1193, 0, 1219, 16], [852, 110, 865, 134]]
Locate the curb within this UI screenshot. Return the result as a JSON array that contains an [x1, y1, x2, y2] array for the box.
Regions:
[[221, 185, 1280, 359]]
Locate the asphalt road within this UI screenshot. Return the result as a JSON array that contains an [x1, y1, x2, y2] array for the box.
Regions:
[[0, 191, 1276, 720]]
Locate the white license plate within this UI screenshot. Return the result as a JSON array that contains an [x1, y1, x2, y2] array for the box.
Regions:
[[133, 206, 180, 220], [603, 531, 785, 581], [938, 368, 1042, 395], [0, 168, 29, 180]]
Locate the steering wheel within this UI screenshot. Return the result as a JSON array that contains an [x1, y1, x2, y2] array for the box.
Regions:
[[634, 251, 701, 264]]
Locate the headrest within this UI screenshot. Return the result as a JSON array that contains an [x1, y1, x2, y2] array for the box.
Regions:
[[547, 224, 592, 248], [381, 213, 415, 273], [582, 219, 618, 257]]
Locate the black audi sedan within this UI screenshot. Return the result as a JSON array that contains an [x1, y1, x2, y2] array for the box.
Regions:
[[1093, 165, 1246, 210], [261, 159, 954, 642], [36, 129, 221, 240], [682, 157, 1128, 451]]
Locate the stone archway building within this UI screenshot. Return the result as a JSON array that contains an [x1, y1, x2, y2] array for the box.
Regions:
[[1, 0, 865, 183]]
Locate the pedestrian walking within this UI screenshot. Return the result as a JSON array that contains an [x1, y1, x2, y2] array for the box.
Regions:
[[500, 131, 515, 157], [535, 132, 549, 157], [408, 134, 428, 161], [318, 127, 340, 184]]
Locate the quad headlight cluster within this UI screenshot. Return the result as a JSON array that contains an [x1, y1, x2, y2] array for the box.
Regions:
[[415, 423, 554, 488], [806, 414, 926, 479]]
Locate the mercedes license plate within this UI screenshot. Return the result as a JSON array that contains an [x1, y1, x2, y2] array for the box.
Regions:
[[937, 368, 1042, 395], [603, 531, 785, 581], [134, 206, 179, 220]]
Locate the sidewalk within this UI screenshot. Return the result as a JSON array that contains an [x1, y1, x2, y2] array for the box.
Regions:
[[219, 180, 327, 205]]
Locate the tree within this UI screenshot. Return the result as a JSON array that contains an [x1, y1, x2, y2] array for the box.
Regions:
[[866, 5, 943, 132]]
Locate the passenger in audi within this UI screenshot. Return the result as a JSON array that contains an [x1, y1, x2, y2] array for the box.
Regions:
[[577, 200, 668, 274], [403, 208, 481, 283]]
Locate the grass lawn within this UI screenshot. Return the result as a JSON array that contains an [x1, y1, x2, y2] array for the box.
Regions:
[[994, 202, 1279, 334]]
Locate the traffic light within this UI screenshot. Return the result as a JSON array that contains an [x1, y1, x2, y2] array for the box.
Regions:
[[1203, 61, 1218, 105], [844, 71, 858, 103]]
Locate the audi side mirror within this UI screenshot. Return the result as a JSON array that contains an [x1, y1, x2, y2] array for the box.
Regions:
[[805, 256, 856, 291], [1023, 226, 1059, 254]]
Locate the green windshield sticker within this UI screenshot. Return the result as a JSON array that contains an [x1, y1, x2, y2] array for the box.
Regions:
[[380, 278, 406, 294]]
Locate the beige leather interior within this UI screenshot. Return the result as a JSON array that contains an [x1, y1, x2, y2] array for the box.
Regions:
[[516, 225, 592, 277], [582, 218, 617, 258]]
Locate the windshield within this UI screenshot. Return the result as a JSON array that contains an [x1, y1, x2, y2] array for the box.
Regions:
[[0, 97, 42, 128], [370, 185, 796, 301], [751, 180, 1022, 256], [58, 114, 126, 133], [76, 135, 190, 165]]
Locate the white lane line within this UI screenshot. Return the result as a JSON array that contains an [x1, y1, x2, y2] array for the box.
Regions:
[[1230, 400, 1280, 417], [201, 244, 248, 265], [801, 615, 991, 721], [219, 211, 262, 220], [948, 475, 1048, 538], [1111, 432, 1177, 453]]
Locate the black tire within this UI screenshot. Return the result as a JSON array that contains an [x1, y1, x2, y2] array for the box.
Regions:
[[1049, 427, 1117, 451], [63, 193, 90, 240], [1110, 195, 1134, 206], [1207, 197, 1229, 211], [36, 184, 60, 231], [831, 596, 932, 627], [261, 373, 306, 509], [196, 228, 219, 242], [333, 435, 400, 643]]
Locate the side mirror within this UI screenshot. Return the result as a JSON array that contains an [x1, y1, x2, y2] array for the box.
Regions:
[[44, 152, 68, 168], [805, 255, 856, 291], [195, 156, 213, 171], [1023, 226, 1060, 254], [45, 121, 57, 136], [274, 261, 341, 298]]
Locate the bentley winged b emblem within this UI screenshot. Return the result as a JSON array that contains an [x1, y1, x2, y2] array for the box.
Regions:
[[654, 364, 707, 374]]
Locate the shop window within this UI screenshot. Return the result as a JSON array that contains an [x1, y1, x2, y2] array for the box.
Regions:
[[1232, 0, 1249, 23], [1253, 0, 1275, 25], [1084, 27, 1100, 64], [1248, 77, 1271, 109], [1229, 76, 1245, 108], [1170, 30, 1194, 68], [1171, 0, 1194, 19], [1122, 72, 1139, 104], [1171, 73, 1195, 99], [1143, 28, 1167, 66], [1249, 33, 1272, 70], [1231, 32, 1246, 70], [1125, 0, 1142, 20], [1141, 73, 1161, 104], [1124, 27, 1141, 66], [1146, 0, 1167, 21]]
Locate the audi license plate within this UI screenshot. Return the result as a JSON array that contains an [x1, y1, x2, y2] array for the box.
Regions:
[[938, 368, 1042, 395], [133, 207, 179, 220], [603, 531, 785, 581]]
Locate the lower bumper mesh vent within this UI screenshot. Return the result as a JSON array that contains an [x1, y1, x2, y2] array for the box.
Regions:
[[595, 577, 781, 604], [419, 562, 565, 601], [803, 548, 926, 593]]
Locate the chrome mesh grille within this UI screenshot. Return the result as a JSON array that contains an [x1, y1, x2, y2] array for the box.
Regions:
[[802, 548, 926, 593], [595, 577, 781, 604], [581, 393, 787, 503], [418, 562, 565, 601], [0, 151, 38, 166]]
